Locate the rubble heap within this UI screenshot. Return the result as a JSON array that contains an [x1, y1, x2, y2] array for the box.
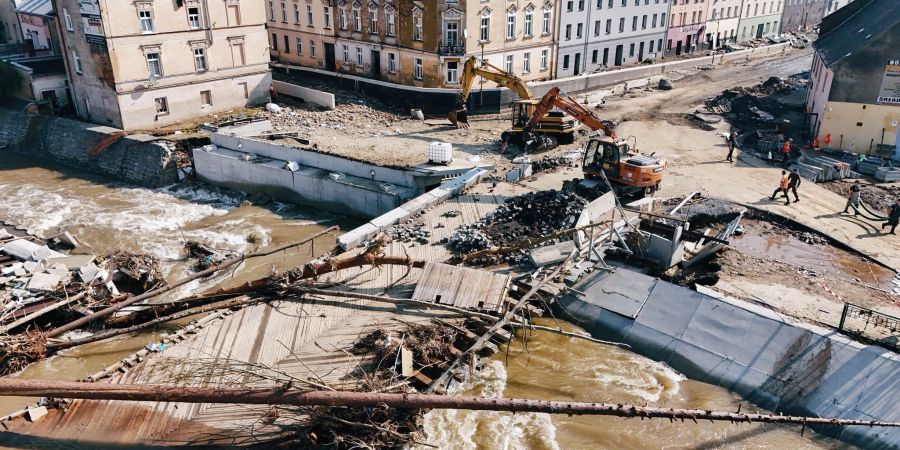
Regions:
[[386, 222, 431, 244], [445, 190, 587, 265], [704, 77, 802, 115], [531, 155, 577, 174]]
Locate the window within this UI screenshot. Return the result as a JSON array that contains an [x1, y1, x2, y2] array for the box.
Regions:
[[480, 15, 489, 41], [605, 19, 611, 34], [280, 2, 286, 22], [193, 47, 207, 71], [146, 52, 162, 76], [660, 13, 665, 27], [446, 61, 458, 83], [296, 37, 302, 54], [618, 17, 624, 32], [155, 97, 168, 114], [139, 10, 153, 32], [524, 10, 533, 36], [578, 0, 585, 9], [565, 24, 571, 40], [294, 4, 300, 23], [652, 13, 657, 28], [71, 51, 82, 74], [641, 15, 647, 29], [567, 0, 573, 11], [506, 11, 516, 39], [64, 8, 73, 31], [342, 44, 349, 62], [563, 54, 569, 69], [188, 7, 201, 29], [238, 82, 248, 99], [414, 57, 423, 80], [505, 54, 513, 73], [283, 35, 289, 53], [307, 5, 313, 26], [629, 42, 634, 57], [386, 11, 394, 35], [353, 8, 361, 31], [271, 32, 278, 51], [523, 52, 531, 73], [414, 15, 422, 40], [542, 8, 551, 34], [368, 10, 377, 33], [200, 90, 212, 106], [388, 52, 396, 73], [339, 8, 346, 29], [632, 16, 637, 31], [576, 23, 582, 38], [594, 20, 600, 36], [268, 1, 274, 21], [310, 40, 316, 57], [445, 21, 459, 45], [592, 49, 598, 63], [649, 40, 654, 52], [356, 47, 362, 64], [540, 49, 548, 69]]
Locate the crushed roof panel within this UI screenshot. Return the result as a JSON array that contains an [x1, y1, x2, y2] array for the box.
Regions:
[[813, 0, 900, 67]]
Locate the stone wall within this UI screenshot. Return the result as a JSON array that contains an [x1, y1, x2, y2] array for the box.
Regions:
[[0, 109, 178, 187]]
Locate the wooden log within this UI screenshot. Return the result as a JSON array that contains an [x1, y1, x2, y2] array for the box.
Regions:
[[45, 227, 338, 339], [0, 379, 897, 429]]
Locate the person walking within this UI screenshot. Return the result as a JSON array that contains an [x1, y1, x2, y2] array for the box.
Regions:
[[771, 170, 790, 205], [882, 199, 900, 234], [781, 138, 793, 167], [843, 181, 862, 215], [726, 131, 738, 163], [787, 169, 802, 203]]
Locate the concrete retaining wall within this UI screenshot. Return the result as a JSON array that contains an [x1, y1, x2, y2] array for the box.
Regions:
[[557, 269, 900, 450], [272, 80, 336, 109], [0, 109, 177, 187], [274, 43, 790, 115]]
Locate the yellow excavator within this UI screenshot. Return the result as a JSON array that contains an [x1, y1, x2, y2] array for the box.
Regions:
[[448, 57, 580, 144]]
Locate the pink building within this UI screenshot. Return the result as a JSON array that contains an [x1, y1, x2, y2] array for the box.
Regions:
[[15, 0, 55, 54], [666, 0, 710, 56]]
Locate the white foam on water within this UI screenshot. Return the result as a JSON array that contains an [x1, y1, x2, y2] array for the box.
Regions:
[[417, 360, 561, 450], [591, 354, 686, 403]]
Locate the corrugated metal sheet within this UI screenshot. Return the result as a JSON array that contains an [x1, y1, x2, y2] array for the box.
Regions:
[[15, 0, 52, 16], [412, 262, 510, 312]]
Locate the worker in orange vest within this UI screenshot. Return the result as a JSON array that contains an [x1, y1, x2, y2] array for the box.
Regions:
[[781, 138, 793, 167], [770, 170, 791, 205]]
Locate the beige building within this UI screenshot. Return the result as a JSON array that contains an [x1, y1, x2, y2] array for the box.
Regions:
[[51, 0, 271, 130]]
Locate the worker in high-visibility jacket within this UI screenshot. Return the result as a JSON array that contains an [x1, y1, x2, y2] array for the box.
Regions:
[[770, 170, 791, 205], [781, 138, 793, 167]]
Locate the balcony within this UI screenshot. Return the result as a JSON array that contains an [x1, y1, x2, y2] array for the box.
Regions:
[[438, 43, 465, 56]]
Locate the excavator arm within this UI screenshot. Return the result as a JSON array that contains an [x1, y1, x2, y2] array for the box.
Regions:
[[450, 57, 533, 128], [526, 87, 617, 139]]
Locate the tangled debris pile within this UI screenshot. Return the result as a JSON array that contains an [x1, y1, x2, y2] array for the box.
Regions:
[[103, 252, 165, 293], [445, 190, 587, 264], [531, 155, 577, 174], [184, 241, 238, 271], [703, 77, 802, 117]]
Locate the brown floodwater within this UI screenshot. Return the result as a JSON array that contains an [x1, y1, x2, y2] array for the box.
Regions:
[[0, 155, 851, 448]]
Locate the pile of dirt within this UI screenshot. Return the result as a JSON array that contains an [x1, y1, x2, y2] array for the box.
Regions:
[[445, 190, 587, 264], [703, 77, 803, 122], [821, 180, 900, 214]]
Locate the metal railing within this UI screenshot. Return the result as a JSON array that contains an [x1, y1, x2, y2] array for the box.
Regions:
[[838, 303, 900, 352], [438, 43, 465, 56]]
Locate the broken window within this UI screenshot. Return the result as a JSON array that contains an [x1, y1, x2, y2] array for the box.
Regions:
[[200, 90, 212, 106], [155, 97, 169, 114]]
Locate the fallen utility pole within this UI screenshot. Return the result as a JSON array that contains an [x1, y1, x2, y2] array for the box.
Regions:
[[2, 379, 897, 429], [45, 226, 338, 339]]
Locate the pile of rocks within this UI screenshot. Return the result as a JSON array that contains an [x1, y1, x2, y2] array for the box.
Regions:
[[445, 190, 587, 265], [532, 155, 576, 174], [386, 222, 431, 244]]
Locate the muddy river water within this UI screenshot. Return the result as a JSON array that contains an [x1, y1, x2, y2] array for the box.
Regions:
[[0, 155, 849, 448]]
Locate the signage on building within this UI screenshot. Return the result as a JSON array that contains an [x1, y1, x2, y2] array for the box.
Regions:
[[877, 61, 900, 105], [78, 0, 100, 16]]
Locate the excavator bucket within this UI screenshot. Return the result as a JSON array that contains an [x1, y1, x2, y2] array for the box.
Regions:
[[448, 109, 469, 128]]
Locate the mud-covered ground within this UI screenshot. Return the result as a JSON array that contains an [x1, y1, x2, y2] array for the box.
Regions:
[[819, 179, 900, 214]]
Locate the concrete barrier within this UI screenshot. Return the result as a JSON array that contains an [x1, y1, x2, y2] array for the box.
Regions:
[[557, 269, 900, 450], [272, 80, 336, 109]]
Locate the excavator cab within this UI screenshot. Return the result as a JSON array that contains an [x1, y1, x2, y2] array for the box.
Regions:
[[583, 137, 627, 179], [581, 136, 666, 197]]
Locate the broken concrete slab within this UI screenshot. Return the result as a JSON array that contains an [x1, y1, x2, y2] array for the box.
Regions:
[[530, 241, 577, 267], [1, 239, 41, 261], [2, 262, 24, 276], [46, 254, 95, 270], [56, 231, 79, 248], [27, 273, 62, 291], [0, 228, 11, 240], [78, 263, 101, 283], [26, 406, 48, 422], [23, 261, 44, 274], [30, 245, 64, 262]]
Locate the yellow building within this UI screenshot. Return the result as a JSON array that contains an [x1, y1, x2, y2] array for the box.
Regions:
[[52, 0, 271, 130], [805, 0, 899, 154]]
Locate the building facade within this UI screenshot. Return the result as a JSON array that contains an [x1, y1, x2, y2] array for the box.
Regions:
[[805, 0, 898, 154], [556, 0, 669, 78], [267, 0, 336, 72], [0, 0, 21, 45], [704, 0, 741, 49], [51, 0, 271, 130], [16, 0, 57, 54], [666, 0, 708, 56], [736, 0, 782, 42], [781, 0, 826, 33]]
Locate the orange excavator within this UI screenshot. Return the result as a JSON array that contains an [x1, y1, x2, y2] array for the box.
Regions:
[[521, 87, 667, 197]]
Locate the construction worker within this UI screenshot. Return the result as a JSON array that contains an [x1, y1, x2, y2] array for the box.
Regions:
[[781, 138, 793, 167], [726, 131, 738, 162], [883, 199, 900, 234], [771, 170, 790, 205], [787, 169, 802, 203], [843, 181, 862, 215]]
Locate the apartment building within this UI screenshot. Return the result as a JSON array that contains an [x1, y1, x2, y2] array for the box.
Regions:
[[16, 0, 57, 54], [557, 0, 669, 78], [267, 0, 336, 72], [0, 0, 21, 45], [666, 0, 709, 56], [736, 0, 782, 41], [704, 0, 741, 49], [52, 0, 271, 130], [781, 0, 826, 33]]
